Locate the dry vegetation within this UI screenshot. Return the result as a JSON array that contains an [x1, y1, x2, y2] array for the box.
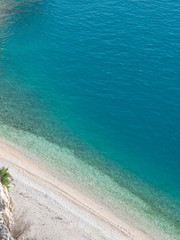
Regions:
[[11, 210, 31, 240]]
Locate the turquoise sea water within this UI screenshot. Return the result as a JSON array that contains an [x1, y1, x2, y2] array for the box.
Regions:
[[0, 0, 180, 239]]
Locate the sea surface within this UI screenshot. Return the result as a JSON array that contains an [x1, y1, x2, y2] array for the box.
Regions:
[[0, 0, 180, 239]]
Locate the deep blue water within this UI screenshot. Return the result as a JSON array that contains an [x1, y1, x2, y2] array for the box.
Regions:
[[0, 0, 180, 238]]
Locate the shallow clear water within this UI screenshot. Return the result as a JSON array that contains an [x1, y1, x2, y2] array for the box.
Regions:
[[0, 0, 180, 239]]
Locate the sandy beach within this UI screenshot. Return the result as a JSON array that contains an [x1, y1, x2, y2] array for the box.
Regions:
[[0, 138, 150, 240]]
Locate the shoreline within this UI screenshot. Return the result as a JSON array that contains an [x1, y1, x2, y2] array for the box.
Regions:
[[0, 138, 150, 240]]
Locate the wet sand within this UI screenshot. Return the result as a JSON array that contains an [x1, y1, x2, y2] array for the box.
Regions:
[[0, 138, 149, 240]]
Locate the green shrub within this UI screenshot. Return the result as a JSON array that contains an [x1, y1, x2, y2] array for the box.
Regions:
[[0, 167, 11, 191]]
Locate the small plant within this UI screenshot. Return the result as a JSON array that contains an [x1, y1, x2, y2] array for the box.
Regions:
[[0, 167, 11, 191], [11, 210, 31, 239]]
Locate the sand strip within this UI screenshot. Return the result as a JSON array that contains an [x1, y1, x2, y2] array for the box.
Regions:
[[0, 138, 150, 240]]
